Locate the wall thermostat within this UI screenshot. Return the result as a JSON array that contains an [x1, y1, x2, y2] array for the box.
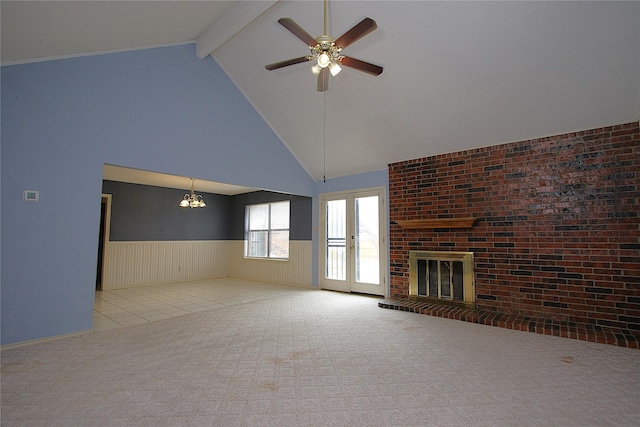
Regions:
[[23, 190, 39, 202]]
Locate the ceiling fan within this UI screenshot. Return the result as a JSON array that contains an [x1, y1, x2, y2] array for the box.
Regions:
[[265, 0, 383, 92]]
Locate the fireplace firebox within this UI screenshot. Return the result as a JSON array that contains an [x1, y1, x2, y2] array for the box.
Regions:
[[409, 251, 475, 307]]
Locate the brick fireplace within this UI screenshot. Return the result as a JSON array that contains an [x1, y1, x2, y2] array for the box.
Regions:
[[387, 121, 640, 345]]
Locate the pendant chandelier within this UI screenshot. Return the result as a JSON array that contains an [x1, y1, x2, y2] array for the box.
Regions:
[[179, 178, 206, 208]]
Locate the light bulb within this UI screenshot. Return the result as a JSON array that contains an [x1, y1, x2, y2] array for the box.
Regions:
[[311, 64, 321, 75], [317, 52, 330, 68], [329, 62, 342, 76]]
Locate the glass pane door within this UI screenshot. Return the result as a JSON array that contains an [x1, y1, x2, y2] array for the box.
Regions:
[[355, 196, 379, 285], [326, 199, 346, 281], [320, 189, 386, 296]]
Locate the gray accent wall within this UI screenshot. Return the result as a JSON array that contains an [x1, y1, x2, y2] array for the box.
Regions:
[[102, 180, 232, 241], [102, 181, 312, 242]]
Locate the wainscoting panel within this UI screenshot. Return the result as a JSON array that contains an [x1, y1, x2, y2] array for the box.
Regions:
[[103, 241, 230, 290], [228, 241, 313, 287]]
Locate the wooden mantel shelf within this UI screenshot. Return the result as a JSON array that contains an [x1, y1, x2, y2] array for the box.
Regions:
[[394, 217, 478, 230]]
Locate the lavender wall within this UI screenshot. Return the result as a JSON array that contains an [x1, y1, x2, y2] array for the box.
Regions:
[[1, 44, 315, 345]]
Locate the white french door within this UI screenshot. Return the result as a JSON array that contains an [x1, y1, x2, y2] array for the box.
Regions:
[[320, 187, 386, 296]]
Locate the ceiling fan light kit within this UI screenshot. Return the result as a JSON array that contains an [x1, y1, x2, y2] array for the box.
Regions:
[[265, 1, 383, 92]]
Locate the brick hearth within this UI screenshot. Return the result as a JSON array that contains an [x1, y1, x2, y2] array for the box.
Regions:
[[379, 298, 639, 348]]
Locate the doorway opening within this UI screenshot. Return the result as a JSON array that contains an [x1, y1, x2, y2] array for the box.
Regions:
[[96, 194, 111, 291]]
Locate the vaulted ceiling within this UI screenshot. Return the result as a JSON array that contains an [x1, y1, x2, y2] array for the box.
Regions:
[[3, 1, 639, 185]]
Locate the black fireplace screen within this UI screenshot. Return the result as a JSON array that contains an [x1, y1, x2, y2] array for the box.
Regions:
[[410, 251, 474, 305], [416, 258, 465, 301]]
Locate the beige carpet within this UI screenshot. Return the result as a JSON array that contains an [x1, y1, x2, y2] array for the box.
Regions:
[[2, 282, 639, 426]]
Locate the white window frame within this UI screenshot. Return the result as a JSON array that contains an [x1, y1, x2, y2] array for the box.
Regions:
[[245, 201, 290, 260]]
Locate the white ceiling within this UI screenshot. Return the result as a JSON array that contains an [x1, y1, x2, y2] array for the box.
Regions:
[[3, 1, 639, 187], [0, 1, 237, 61]]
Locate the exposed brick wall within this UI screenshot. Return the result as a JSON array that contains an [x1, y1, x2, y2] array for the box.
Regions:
[[389, 122, 640, 336]]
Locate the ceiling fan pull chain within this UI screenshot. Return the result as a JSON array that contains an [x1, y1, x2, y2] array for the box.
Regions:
[[323, 89, 327, 183]]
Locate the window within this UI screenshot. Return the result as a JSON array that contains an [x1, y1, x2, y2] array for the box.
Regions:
[[245, 201, 290, 259]]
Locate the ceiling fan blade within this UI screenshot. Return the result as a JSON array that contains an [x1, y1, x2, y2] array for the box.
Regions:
[[317, 68, 329, 92], [265, 56, 310, 70], [340, 56, 383, 76], [334, 18, 377, 49], [278, 18, 317, 47]]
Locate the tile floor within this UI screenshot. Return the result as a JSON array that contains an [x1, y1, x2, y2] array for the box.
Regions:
[[93, 277, 308, 331]]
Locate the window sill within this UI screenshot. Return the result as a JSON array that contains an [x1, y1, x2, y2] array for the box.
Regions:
[[243, 257, 289, 262]]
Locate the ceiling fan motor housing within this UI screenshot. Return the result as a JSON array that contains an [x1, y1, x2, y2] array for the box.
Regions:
[[311, 35, 342, 65]]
